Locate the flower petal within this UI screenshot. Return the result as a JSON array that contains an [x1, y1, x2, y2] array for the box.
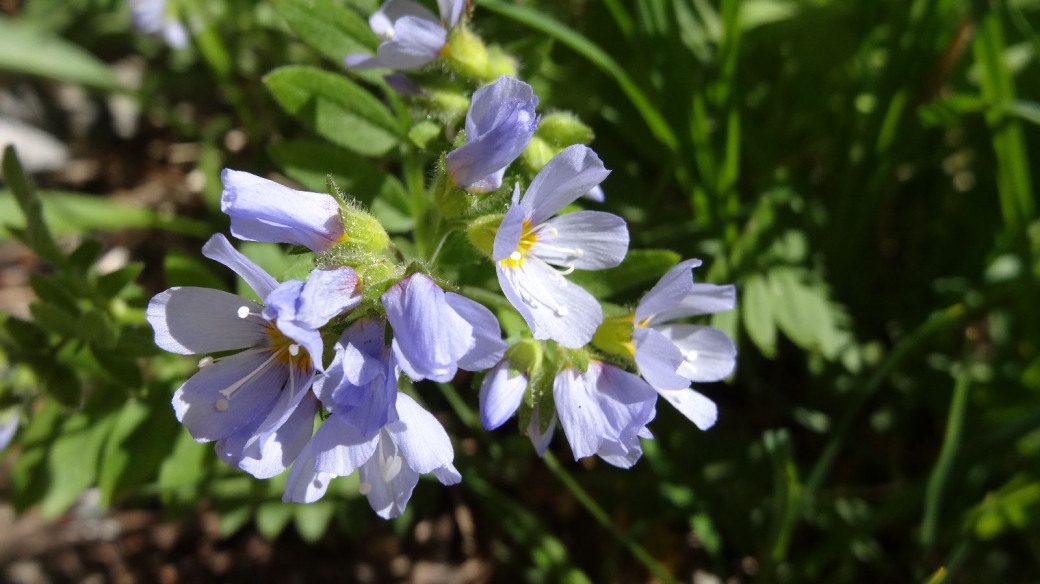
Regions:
[[311, 414, 380, 476], [282, 440, 333, 504], [359, 436, 421, 519], [444, 292, 506, 371], [655, 324, 737, 382], [220, 169, 344, 253], [582, 185, 605, 203], [491, 184, 526, 262], [592, 363, 657, 445], [390, 393, 455, 475], [0, 415, 18, 453], [216, 390, 317, 479], [373, 16, 446, 70], [383, 273, 473, 382], [478, 361, 526, 430], [521, 145, 610, 224], [437, 0, 464, 27], [654, 284, 737, 323], [242, 369, 316, 462], [147, 287, 267, 356], [433, 464, 462, 485], [370, 0, 437, 36], [526, 409, 556, 457], [496, 260, 602, 349], [201, 233, 278, 300], [173, 350, 286, 442], [633, 258, 701, 324], [596, 436, 644, 469], [552, 368, 606, 461], [533, 210, 628, 270], [297, 266, 362, 328], [657, 387, 718, 430], [632, 327, 688, 390], [445, 76, 538, 192]]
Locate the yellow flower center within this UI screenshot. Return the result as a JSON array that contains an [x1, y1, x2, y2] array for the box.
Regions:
[[266, 324, 312, 372], [499, 220, 538, 268]]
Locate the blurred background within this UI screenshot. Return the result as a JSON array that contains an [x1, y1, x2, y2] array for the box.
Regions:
[[1, 0, 1039, 582]]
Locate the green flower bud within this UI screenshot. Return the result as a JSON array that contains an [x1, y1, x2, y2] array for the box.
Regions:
[[536, 112, 594, 147], [466, 213, 504, 258], [591, 315, 635, 359], [487, 45, 519, 79], [425, 85, 471, 126], [521, 135, 555, 174], [431, 169, 476, 218], [443, 26, 491, 81]]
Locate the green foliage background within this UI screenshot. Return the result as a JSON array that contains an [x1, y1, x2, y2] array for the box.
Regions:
[[2, 0, 1040, 581]]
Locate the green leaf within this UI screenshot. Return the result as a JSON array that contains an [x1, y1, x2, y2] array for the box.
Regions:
[[294, 499, 335, 543], [91, 346, 144, 389], [97, 397, 180, 506], [29, 300, 79, 337], [8, 400, 63, 511], [272, 0, 379, 63], [29, 273, 80, 316], [38, 404, 120, 518], [39, 362, 82, 408], [0, 17, 121, 91], [157, 427, 214, 508], [743, 273, 777, 357], [97, 263, 144, 298], [2, 147, 64, 265], [264, 66, 402, 156], [0, 189, 212, 240], [77, 309, 117, 349], [768, 268, 820, 350], [569, 249, 680, 299], [256, 501, 295, 540]]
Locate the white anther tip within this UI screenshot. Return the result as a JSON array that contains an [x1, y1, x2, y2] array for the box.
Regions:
[[509, 251, 522, 262], [215, 398, 229, 412], [237, 306, 250, 319], [359, 482, 372, 495], [288, 344, 300, 356], [198, 356, 214, 369], [555, 306, 569, 317], [573, 248, 584, 257], [685, 350, 700, 361]]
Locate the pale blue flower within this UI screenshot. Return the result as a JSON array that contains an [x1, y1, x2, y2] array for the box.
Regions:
[[345, 0, 464, 71], [312, 317, 400, 440], [221, 169, 345, 254], [283, 393, 461, 519], [493, 145, 627, 348], [632, 259, 737, 430], [445, 75, 539, 193], [553, 362, 656, 468], [382, 272, 506, 382], [146, 234, 361, 478], [0, 413, 18, 453], [128, 0, 188, 49], [479, 359, 557, 455]]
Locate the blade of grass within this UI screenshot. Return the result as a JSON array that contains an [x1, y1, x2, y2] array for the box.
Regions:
[[920, 368, 971, 548], [477, 0, 678, 153]]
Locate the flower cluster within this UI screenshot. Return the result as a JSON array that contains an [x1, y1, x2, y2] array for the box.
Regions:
[[146, 0, 737, 519]]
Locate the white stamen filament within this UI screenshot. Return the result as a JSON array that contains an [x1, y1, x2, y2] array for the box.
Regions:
[[213, 346, 288, 411], [377, 431, 403, 482]]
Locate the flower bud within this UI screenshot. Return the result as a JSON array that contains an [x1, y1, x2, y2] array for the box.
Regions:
[[466, 213, 504, 258], [536, 112, 594, 147], [591, 315, 636, 359], [521, 136, 555, 174], [443, 26, 490, 80]]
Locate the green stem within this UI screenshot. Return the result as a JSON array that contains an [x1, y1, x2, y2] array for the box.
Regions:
[[920, 368, 971, 548], [542, 451, 679, 584]]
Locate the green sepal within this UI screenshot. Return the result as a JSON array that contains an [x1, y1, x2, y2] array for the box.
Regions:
[[466, 213, 504, 258], [443, 25, 491, 81]]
